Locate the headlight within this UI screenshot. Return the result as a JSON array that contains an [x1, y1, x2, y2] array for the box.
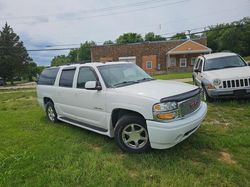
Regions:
[[213, 79, 221, 86], [153, 102, 177, 112], [153, 102, 178, 121]]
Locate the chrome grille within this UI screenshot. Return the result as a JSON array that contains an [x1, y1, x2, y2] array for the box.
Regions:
[[223, 78, 250, 88], [178, 94, 201, 117]]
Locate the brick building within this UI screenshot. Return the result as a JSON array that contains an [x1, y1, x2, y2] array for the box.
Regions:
[[91, 38, 212, 74]]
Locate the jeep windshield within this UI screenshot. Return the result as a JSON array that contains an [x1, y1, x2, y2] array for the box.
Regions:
[[98, 63, 154, 88], [204, 55, 247, 71]]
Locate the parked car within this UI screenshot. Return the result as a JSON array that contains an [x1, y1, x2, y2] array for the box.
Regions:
[[193, 52, 250, 102], [0, 78, 5, 86], [37, 62, 207, 153]]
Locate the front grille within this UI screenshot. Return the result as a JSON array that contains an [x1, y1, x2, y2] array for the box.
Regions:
[[223, 78, 250, 88], [178, 94, 201, 117]]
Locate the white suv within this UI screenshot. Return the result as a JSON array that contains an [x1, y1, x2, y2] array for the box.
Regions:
[[37, 62, 207, 153], [193, 52, 250, 102]]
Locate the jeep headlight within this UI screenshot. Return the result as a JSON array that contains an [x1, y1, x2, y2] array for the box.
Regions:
[[153, 102, 178, 121], [213, 79, 221, 86]]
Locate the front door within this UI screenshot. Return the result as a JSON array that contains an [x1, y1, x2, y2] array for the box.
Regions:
[[70, 67, 107, 129]]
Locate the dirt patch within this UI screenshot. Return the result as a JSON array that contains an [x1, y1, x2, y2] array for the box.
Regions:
[[129, 170, 139, 179], [206, 119, 230, 128], [91, 144, 103, 152], [218, 151, 236, 164]]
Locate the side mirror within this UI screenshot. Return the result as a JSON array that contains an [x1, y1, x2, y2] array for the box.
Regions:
[[194, 69, 200, 73], [85, 81, 102, 91]]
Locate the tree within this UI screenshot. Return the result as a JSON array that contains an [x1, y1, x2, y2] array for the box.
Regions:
[[116, 33, 143, 44], [144, 32, 165, 41], [103, 40, 114, 45], [206, 17, 250, 56], [170, 32, 187, 40], [78, 41, 96, 62], [24, 62, 38, 81], [51, 55, 70, 66], [68, 49, 78, 62], [0, 23, 31, 84]]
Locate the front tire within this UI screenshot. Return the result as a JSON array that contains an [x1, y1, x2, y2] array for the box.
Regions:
[[46, 102, 58, 123], [114, 115, 151, 153], [201, 86, 213, 102]]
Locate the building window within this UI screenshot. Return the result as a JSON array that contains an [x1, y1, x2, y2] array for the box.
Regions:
[[170, 57, 176, 66], [118, 56, 136, 64], [180, 58, 187, 67], [191, 57, 197, 66], [146, 61, 152, 69]]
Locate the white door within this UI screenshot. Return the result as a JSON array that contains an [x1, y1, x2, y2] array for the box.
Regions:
[[70, 67, 107, 129], [194, 59, 203, 86]]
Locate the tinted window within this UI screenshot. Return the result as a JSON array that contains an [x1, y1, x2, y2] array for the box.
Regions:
[[77, 67, 97, 88], [38, 68, 59, 85], [59, 69, 75, 87]]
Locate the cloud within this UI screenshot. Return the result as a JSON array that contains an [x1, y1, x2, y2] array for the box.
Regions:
[[1, 0, 249, 66]]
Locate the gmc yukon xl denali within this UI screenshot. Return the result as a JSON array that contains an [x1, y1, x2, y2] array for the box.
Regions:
[[37, 62, 207, 153]]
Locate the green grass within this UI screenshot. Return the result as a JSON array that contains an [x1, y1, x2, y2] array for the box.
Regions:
[[243, 56, 250, 61], [0, 89, 250, 186], [153, 72, 192, 80]]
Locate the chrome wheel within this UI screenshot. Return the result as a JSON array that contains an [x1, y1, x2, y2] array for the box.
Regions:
[[122, 123, 148, 149], [47, 106, 56, 121]]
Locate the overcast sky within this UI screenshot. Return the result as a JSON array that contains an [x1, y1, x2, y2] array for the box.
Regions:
[[0, 0, 250, 66]]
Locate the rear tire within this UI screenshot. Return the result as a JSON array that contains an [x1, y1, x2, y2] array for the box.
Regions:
[[114, 115, 151, 153], [45, 102, 58, 123]]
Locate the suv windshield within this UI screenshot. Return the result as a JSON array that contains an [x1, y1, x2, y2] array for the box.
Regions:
[[204, 55, 247, 71], [98, 63, 154, 88]]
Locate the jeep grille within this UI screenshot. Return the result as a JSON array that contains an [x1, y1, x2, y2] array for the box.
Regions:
[[222, 78, 250, 88]]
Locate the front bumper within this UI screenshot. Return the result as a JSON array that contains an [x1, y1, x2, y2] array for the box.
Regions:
[[207, 88, 250, 98], [147, 102, 207, 149]]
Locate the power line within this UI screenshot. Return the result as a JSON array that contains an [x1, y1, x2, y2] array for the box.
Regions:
[[1, 0, 187, 21]]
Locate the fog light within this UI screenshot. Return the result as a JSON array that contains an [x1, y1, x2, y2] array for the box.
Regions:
[[157, 112, 176, 120]]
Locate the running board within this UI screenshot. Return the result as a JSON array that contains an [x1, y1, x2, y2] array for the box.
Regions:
[[59, 117, 108, 132]]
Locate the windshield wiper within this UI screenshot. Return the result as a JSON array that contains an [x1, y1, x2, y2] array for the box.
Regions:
[[206, 67, 221, 71], [113, 80, 139, 87], [137, 77, 155, 82], [223, 65, 241, 69]]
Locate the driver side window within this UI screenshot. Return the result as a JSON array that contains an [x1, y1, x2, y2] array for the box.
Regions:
[[77, 67, 97, 89]]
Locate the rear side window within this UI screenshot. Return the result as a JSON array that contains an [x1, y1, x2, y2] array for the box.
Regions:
[[38, 68, 59, 85], [59, 69, 76, 87]]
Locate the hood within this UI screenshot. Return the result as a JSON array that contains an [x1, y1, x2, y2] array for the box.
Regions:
[[114, 80, 198, 101], [204, 66, 250, 80]]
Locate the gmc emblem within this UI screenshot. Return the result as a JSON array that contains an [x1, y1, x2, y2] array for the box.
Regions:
[[190, 99, 199, 109]]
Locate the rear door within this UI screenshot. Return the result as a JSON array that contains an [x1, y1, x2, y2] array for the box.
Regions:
[[56, 67, 77, 117]]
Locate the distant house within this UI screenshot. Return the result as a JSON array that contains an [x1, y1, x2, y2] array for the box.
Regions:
[[91, 37, 212, 74]]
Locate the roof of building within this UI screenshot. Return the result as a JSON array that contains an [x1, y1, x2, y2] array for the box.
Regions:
[[167, 39, 212, 54], [203, 52, 237, 60]]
